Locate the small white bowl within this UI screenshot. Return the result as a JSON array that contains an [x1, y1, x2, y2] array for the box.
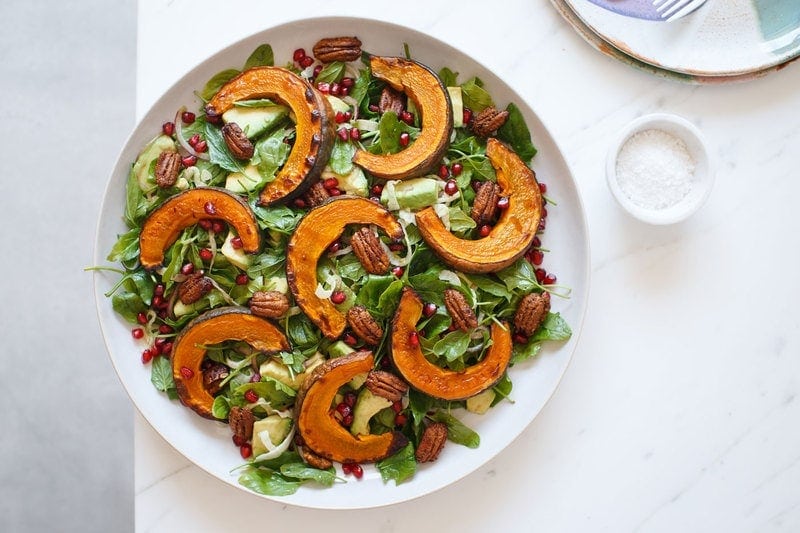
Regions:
[[606, 113, 713, 225]]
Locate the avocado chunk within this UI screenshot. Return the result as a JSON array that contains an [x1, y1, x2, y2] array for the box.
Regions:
[[225, 164, 262, 193], [222, 105, 289, 139], [259, 352, 325, 391], [325, 95, 351, 115], [332, 166, 368, 196], [251, 415, 293, 456], [133, 134, 176, 193], [220, 231, 251, 270], [381, 177, 441, 210], [350, 388, 392, 436], [466, 388, 496, 414], [448, 87, 464, 128], [328, 340, 355, 359]]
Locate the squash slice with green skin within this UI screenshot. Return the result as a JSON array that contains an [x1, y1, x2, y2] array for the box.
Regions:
[[172, 307, 289, 419], [138, 187, 260, 270], [295, 350, 408, 463], [204, 66, 335, 206], [353, 56, 452, 180], [390, 287, 512, 401], [415, 138, 542, 273], [285, 196, 404, 339]]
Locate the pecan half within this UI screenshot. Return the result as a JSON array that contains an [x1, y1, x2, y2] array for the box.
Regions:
[[350, 227, 390, 274], [177, 271, 213, 305], [471, 106, 509, 138], [365, 370, 408, 402], [155, 151, 181, 188], [443, 288, 478, 331], [471, 181, 501, 225], [514, 292, 550, 336], [303, 181, 330, 207], [203, 363, 229, 395], [229, 406, 255, 441], [297, 444, 333, 470], [221, 122, 255, 160], [312, 36, 362, 63], [250, 291, 290, 319], [415, 422, 448, 463], [346, 305, 384, 345], [379, 86, 405, 115]]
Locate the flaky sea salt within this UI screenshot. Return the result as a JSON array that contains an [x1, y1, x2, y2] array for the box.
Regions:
[[616, 129, 695, 210]]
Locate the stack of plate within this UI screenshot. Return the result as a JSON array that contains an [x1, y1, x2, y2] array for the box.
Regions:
[[552, 0, 800, 83]]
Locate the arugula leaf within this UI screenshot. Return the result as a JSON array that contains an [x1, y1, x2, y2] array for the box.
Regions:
[[438, 67, 459, 87], [315, 61, 345, 84], [204, 121, 244, 172], [150, 356, 175, 394], [279, 463, 337, 487], [431, 330, 471, 363], [200, 69, 240, 101], [287, 313, 321, 349], [238, 468, 301, 496], [376, 443, 417, 485], [330, 139, 356, 175], [496, 103, 537, 163], [496, 259, 540, 294], [430, 411, 480, 448], [492, 373, 513, 406], [252, 204, 302, 234], [255, 128, 291, 181], [460, 77, 493, 112], [243, 44, 274, 69], [467, 274, 512, 300], [107, 228, 140, 263], [531, 312, 572, 341]]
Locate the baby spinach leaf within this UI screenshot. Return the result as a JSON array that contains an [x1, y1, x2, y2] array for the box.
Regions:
[[438, 67, 459, 87], [211, 396, 230, 420], [378, 111, 416, 154], [467, 274, 512, 301], [201, 69, 241, 101], [252, 204, 303, 234], [497, 259, 540, 294], [287, 313, 321, 349], [496, 103, 537, 163], [315, 61, 345, 84], [531, 312, 572, 342], [107, 228, 140, 263], [124, 168, 147, 226], [255, 128, 291, 181], [511, 340, 542, 365], [111, 291, 145, 323], [279, 463, 337, 487], [150, 356, 175, 394], [243, 44, 274, 69], [238, 468, 301, 496], [204, 121, 244, 172], [330, 139, 356, 175], [430, 411, 480, 448], [460, 77, 493, 113], [376, 443, 417, 485], [447, 207, 476, 234], [432, 330, 471, 363]]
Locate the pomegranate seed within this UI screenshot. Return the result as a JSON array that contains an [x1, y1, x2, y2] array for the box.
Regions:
[[513, 333, 529, 345], [161, 342, 173, 356], [154, 283, 165, 297], [531, 250, 544, 265], [250, 373, 261, 383], [330, 291, 346, 304], [180, 366, 194, 379], [141, 348, 154, 364], [543, 291, 551, 302], [388, 242, 405, 252], [344, 391, 357, 407], [198, 219, 213, 231], [350, 128, 360, 141], [438, 165, 449, 179], [451, 162, 463, 176], [181, 155, 197, 167], [539, 182, 548, 194], [478, 225, 492, 237], [313, 64, 323, 77], [340, 77, 355, 88], [351, 464, 363, 479], [152, 295, 164, 308], [395, 413, 408, 426], [180, 263, 194, 275], [159, 324, 173, 334], [471, 180, 481, 192], [329, 188, 342, 196], [343, 332, 358, 346], [316, 82, 330, 94], [541, 207, 548, 219], [300, 56, 314, 68], [391, 401, 402, 413], [132, 328, 144, 339], [231, 236, 243, 249], [232, 435, 246, 447], [535, 268, 547, 283], [497, 196, 510, 210], [203, 201, 216, 215], [544, 273, 557, 285], [188, 133, 200, 147], [371, 184, 383, 195], [343, 111, 352, 121], [162, 122, 175, 136], [463, 108, 473, 124], [337, 128, 349, 142], [181, 111, 195, 124], [194, 140, 207, 153], [330, 82, 341, 96], [327, 241, 341, 254], [399, 132, 410, 147], [369, 196, 381, 203], [157, 309, 167, 319], [137, 312, 148, 325], [323, 177, 339, 189], [293, 48, 306, 62], [199, 248, 213, 261], [211, 221, 225, 234], [336, 403, 352, 418], [240, 444, 252, 459], [342, 463, 353, 475], [408, 331, 419, 347], [422, 302, 437, 317], [532, 236, 542, 248], [293, 198, 307, 209], [368, 104, 380, 113], [235, 273, 249, 285], [444, 180, 458, 195], [244, 389, 259, 403], [400, 111, 414, 124], [342, 414, 354, 427], [335, 111, 346, 124], [340, 86, 351, 97], [392, 266, 404, 277], [538, 218, 547, 232]]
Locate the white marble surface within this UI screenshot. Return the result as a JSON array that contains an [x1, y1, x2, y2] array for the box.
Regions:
[[134, 0, 800, 531]]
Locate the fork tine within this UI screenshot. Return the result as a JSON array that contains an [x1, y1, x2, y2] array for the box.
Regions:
[[655, 0, 683, 13], [665, 0, 707, 21], [661, 0, 692, 15]]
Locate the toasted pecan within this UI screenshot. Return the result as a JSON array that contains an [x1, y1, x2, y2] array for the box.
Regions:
[[351, 227, 390, 274], [443, 289, 478, 331]]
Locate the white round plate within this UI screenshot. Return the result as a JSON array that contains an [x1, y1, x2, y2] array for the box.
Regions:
[[93, 16, 590, 509]]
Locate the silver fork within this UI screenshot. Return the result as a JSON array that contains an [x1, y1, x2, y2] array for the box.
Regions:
[[652, 0, 708, 22]]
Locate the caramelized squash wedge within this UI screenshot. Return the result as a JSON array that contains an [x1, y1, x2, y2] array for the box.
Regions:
[[204, 66, 335, 206], [296, 350, 408, 463], [172, 307, 290, 419], [390, 287, 512, 401], [286, 196, 404, 339], [353, 56, 452, 180], [415, 138, 542, 273], [139, 187, 260, 270]]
